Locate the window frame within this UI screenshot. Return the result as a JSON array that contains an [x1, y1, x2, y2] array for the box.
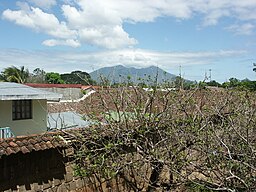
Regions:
[[12, 100, 32, 120]]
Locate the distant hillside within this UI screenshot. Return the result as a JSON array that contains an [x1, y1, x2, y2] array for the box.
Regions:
[[90, 65, 177, 84]]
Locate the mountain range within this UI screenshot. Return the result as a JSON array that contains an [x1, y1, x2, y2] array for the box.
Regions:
[[90, 65, 177, 84]]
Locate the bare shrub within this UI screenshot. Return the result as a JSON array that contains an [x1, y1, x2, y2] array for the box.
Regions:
[[66, 84, 256, 192]]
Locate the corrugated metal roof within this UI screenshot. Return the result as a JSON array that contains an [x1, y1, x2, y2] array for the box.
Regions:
[[25, 83, 82, 88], [47, 111, 92, 130], [0, 82, 62, 100]]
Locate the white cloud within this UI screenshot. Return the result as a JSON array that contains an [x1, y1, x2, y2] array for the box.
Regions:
[[2, 7, 77, 39], [79, 25, 137, 49], [202, 9, 230, 26], [2, 0, 256, 48], [16, 2, 31, 11], [0, 48, 246, 77], [28, 0, 56, 10], [226, 23, 255, 35], [42, 39, 81, 47]]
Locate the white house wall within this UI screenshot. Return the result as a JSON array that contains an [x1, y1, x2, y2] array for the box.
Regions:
[[0, 99, 47, 136]]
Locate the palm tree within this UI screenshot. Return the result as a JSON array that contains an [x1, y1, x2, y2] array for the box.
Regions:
[[1, 66, 29, 83]]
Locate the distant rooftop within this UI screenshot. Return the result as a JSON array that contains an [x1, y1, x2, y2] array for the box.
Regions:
[[0, 82, 62, 101], [81, 85, 101, 90]]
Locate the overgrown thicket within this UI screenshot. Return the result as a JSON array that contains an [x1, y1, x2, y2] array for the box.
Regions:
[[69, 86, 256, 192]]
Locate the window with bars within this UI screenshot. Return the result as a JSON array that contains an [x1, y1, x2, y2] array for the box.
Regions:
[[12, 100, 32, 120]]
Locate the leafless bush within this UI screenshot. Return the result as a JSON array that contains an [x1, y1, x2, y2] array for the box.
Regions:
[[69, 85, 256, 192]]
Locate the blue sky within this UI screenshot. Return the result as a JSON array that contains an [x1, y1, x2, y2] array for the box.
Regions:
[[0, 0, 256, 82]]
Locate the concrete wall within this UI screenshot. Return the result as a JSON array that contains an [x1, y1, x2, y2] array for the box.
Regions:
[[0, 99, 47, 136], [0, 147, 87, 192], [39, 88, 83, 100]]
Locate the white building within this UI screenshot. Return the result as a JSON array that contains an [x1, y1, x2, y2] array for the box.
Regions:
[[0, 82, 62, 138]]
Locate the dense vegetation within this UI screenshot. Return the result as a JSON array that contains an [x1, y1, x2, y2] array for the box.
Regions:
[[0, 66, 95, 85], [66, 85, 256, 192]]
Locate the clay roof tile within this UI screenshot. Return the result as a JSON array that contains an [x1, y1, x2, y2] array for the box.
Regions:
[[12, 146, 20, 153], [52, 140, 61, 147], [35, 137, 42, 142], [21, 139, 28, 146], [6, 147, 15, 155], [16, 141, 24, 147], [0, 149, 6, 156], [26, 144, 35, 152], [9, 141, 18, 148], [40, 142, 47, 150], [34, 143, 41, 151], [28, 139, 37, 145], [42, 136, 50, 142], [21, 146, 30, 154], [0, 130, 71, 157], [45, 141, 53, 148], [1, 142, 9, 148]]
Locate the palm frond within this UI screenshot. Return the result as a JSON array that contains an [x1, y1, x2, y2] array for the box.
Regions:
[[2, 66, 30, 83]]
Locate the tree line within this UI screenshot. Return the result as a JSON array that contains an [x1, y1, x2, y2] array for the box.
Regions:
[[0, 65, 255, 91], [200, 78, 256, 91], [0, 66, 95, 85]]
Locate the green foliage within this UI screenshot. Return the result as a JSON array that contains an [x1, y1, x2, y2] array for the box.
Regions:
[[0, 66, 29, 83], [198, 81, 207, 89], [0, 66, 96, 85], [60, 70, 95, 85], [240, 79, 256, 91], [221, 78, 256, 91], [206, 80, 221, 87], [229, 77, 240, 87], [46, 72, 64, 84]]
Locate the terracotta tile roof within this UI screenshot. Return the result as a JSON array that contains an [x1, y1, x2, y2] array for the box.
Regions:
[[0, 132, 68, 158], [25, 83, 82, 88]]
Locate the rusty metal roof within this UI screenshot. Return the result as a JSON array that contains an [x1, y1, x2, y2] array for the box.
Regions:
[[25, 83, 82, 88]]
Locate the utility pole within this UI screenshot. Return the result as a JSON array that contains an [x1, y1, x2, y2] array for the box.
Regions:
[[179, 65, 183, 89], [209, 69, 212, 81], [204, 71, 208, 81]]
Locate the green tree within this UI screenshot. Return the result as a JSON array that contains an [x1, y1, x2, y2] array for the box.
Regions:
[[1, 66, 29, 83], [229, 77, 240, 87], [240, 79, 256, 91], [206, 80, 221, 87], [222, 78, 240, 88], [46, 72, 64, 84], [60, 70, 94, 85]]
